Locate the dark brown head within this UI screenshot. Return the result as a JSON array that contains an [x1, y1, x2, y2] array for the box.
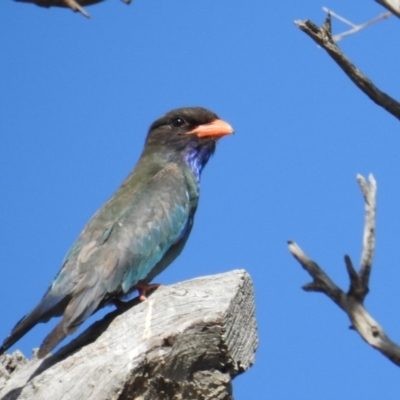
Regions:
[[144, 107, 233, 179]]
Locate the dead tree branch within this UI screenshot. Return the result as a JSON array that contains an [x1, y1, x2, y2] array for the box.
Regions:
[[294, 15, 400, 121], [288, 175, 400, 366], [0, 270, 257, 400], [321, 7, 392, 42], [376, 0, 400, 18], [14, 0, 131, 18]]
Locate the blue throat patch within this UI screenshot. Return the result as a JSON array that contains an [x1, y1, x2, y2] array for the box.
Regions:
[[183, 145, 213, 182]]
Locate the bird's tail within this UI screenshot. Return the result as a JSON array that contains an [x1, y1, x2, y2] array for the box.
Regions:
[[37, 281, 107, 358], [2, 269, 110, 357], [0, 293, 69, 356], [37, 319, 74, 359]]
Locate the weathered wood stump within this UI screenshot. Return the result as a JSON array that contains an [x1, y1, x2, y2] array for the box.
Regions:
[[0, 270, 257, 400]]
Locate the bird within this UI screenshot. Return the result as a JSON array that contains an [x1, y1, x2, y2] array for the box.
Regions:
[[0, 106, 233, 359]]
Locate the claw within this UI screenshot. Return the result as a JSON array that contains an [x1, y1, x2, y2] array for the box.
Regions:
[[135, 283, 161, 301]]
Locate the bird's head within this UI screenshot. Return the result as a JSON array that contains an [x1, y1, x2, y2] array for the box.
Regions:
[[144, 107, 234, 180]]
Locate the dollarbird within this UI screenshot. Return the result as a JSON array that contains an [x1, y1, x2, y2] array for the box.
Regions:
[[0, 107, 233, 359]]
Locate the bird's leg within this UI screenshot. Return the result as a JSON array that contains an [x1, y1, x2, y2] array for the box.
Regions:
[[135, 282, 161, 301], [113, 298, 129, 311], [112, 283, 160, 310]]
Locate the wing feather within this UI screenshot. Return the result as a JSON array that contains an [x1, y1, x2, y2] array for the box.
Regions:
[[60, 163, 190, 328]]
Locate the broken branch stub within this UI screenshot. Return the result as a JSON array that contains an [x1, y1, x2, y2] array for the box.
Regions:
[[0, 270, 257, 400]]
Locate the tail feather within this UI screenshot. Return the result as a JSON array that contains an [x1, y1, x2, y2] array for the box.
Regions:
[[0, 293, 69, 355], [37, 286, 104, 358], [37, 319, 76, 359], [1, 270, 110, 356]]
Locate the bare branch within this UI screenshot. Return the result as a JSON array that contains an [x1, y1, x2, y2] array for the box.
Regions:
[[289, 175, 400, 366], [358, 174, 376, 292], [322, 8, 392, 42], [14, 0, 132, 18], [294, 15, 400, 122], [322, 7, 357, 28], [376, 0, 400, 18], [63, 0, 91, 18], [287, 241, 345, 307], [344, 254, 361, 298]]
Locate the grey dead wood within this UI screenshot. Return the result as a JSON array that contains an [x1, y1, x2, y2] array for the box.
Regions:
[[294, 14, 400, 122], [0, 269, 257, 400], [376, 0, 400, 18], [288, 175, 400, 366]]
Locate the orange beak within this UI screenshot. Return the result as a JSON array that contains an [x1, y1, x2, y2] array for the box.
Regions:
[[187, 118, 234, 139]]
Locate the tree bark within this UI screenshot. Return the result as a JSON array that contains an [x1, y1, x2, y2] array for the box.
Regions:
[[0, 269, 257, 400]]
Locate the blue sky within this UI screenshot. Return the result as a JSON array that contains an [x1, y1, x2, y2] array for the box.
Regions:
[[1, 1, 400, 398]]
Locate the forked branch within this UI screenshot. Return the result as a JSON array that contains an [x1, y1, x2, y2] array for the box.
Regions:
[[294, 14, 400, 121], [288, 175, 400, 366], [321, 7, 391, 42]]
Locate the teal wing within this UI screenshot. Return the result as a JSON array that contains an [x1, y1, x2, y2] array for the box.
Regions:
[[62, 163, 191, 328], [1, 163, 192, 357]]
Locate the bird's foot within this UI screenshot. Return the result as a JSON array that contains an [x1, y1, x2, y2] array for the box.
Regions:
[[135, 282, 161, 301]]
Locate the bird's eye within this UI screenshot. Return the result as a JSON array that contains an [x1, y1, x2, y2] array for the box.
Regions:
[[171, 117, 186, 128]]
